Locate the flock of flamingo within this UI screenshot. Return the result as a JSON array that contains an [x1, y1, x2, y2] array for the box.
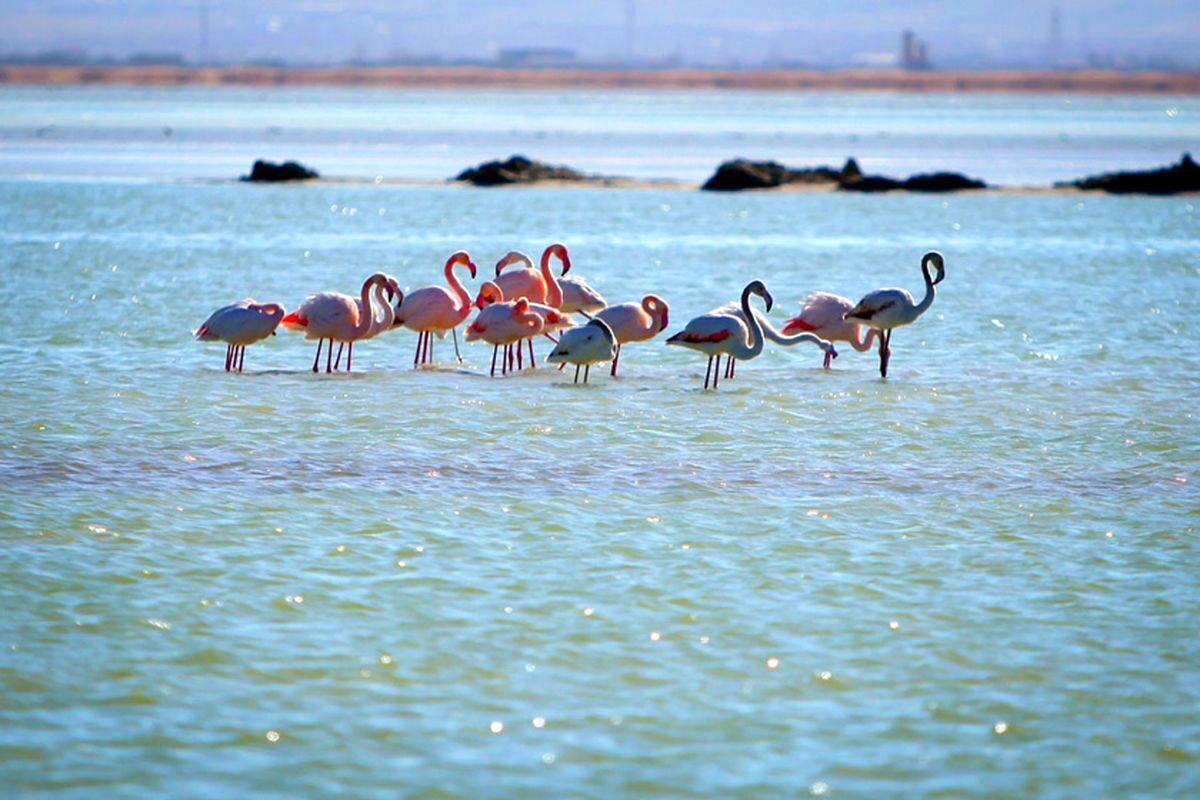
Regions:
[[195, 243, 945, 388]]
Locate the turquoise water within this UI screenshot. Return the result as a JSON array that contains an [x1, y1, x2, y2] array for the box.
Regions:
[[1, 85, 1197, 183], [2, 89, 1200, 798]]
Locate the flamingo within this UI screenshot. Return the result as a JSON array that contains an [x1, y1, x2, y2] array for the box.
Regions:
[[782, 292, 879, 369], [194, 299, 286, 372], [464, 298, 544, 377], [593, 295, 669, 376], [665, 279, 784, 390], [844, 251, 945, 378], [475, 280, 576, 370], [394, 251, 477, 368], [546, 318, 617, 383], [332, 274, 400, 371], [716, 305, 838, 380], [281, 273, 391, 373], [487, 247, 565, 365], [536, 243, 606, 315]]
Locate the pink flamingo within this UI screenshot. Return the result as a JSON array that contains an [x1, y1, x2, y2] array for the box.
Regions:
[[781, 292, 880, 369], [332, 273, 400, 371], [486, 247, 565, 364], [474, 280, 575, 370], [464, 298, 544, 377], [281, 273, 391, 373], [593, 295, 669, 376], [535, 243, 605, 314], [394, 251, 477, 367], [194, 299, 286, 372]]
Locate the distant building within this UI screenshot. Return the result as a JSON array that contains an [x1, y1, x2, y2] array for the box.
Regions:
[[496, 48, 577, 68], [900, 30, 930, 70], [127, 52, 185, 66]]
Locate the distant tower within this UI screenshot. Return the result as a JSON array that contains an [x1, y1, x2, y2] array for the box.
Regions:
[[1047, 5, 1063, 68], [901, 30, 928, 70], [625, 0, 636, 65], [198, 0, 210, 66]]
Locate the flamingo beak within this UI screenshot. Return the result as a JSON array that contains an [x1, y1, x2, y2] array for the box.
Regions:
[[561, 255, 572, 275], [468, 261, 478, 279]]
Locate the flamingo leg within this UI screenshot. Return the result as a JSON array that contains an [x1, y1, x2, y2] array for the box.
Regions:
[[490, 345, 498, 377], [346, 342, 353, 372], [730, 358, 736, 379], [584, 364, 590, 384], [224, 345, 232, 372], [611, 343, 621, 377], [453, 328, 462, 364], [527, 338, 535, 368], [413, 332, 423, 368], [325, 339, 333, 373], [425, 332, 433, 365], [334, 342, 344, 370], [237, 346, 245, 372], [823, 349, 832, 370], [517, 339, 524, 370], [704, 355, 713, 390], [880, 330, 892, 378], [312, 339, 323, 373], [574, 364, 580, 384], [713, 356, 721, 389]]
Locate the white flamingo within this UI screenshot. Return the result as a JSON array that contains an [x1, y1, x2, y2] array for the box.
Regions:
[[665, 280, 776, 391], [593, 294, 669, 376], [844, 251, 945, 378], [194, 299, 286, 372], [546, 318, 617, 383]]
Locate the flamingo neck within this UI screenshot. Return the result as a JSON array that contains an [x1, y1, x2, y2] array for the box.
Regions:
[[851, 326, 879, 352], [445, 259, 472, 316], [370, 281, 393, 334], [912, 262, 937, 320], [352, 278, 377, 337], [539, 249, 563, 309], [732, 285, 765, 360]]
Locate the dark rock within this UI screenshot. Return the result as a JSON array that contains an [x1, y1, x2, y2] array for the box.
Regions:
[[1062, 153, 1200, 195], [701, 158, 855, 191], [839, 168, 986, 193], [241, 159, 319, 182], [902, 172, 987, 192], [455, 155, 589, 186]]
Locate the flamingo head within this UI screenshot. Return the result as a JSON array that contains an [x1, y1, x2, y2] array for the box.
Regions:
[[746, 279, 773, 313], [645, 295, 669, 331], [475, 280, 503, 309], [447, 250, 477, 278], [543, 243, 570, 275], [923, 251, 946, 285], [495, 250, 532, 276]]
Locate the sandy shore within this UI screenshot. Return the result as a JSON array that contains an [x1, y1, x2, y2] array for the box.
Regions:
[[3, 65, 1199, 94]]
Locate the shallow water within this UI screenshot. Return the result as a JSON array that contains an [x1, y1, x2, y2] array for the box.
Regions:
[[2, 91, 1200, 798]]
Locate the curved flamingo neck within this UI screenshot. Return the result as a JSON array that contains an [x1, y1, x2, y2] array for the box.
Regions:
[[352, 278, 377, 337], [642, 296, 666, 331], [370, 281, 394, 333], [445, 258, 472, 315], [477, 280, 503, 308], [732, 285, 766, 360], [913, 260, 938, 319], [497, 252, 533, 277], [851, 326, 879, 352], [539, 250, 563, 308]]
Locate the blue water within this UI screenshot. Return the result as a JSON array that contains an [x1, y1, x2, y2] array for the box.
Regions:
[[1, 86, 1199, 798]]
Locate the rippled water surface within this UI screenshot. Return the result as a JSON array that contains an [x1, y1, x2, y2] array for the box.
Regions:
[[1, 89, 1199, 799]]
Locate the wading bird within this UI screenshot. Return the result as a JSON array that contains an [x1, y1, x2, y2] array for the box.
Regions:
[[666, 280, 777, 391], [782, 292, 879, 369], [464, 298, 544, 377], [394, 251, 477, 367], [194, 299, 286, 372], [844, 251, 945, 378], [593, 295, 669, 376], [282, 273, 393, 373], [546, 318, 618, 383]]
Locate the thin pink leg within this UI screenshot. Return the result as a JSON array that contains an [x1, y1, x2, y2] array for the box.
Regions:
[[527, 338, 535, 368], [237, 346, 245, 372], [346, 342, 353, 372], [312, 339, 323, 373], [413, 332, 423, 368], [517, 340, 524, 370], [823, 350, 832, 369], [584, 364, 591, 384], [425, 331, 433, 365], [325, 339, 333, 373], [574, 364, 580, 384], [334, 342, 344, 370]]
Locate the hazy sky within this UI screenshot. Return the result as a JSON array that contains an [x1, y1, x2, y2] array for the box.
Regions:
[[3, 1, 1198, 66]]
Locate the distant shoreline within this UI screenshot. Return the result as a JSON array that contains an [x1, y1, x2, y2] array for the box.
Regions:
[[2, 64, 1199, 94]]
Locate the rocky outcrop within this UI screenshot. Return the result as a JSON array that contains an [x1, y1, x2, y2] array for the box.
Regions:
[[1060, 153, 1200, 195], [241, 159, 319, 182], [455, 155, 590, 186], [701, 158, 860, 191], [839, 169, 987, 193]]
